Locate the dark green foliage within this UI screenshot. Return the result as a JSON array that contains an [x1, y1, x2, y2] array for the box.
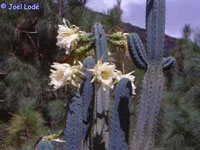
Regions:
[[48, 99, 66, 125], [93, 23, 108, 62], [155, 38, 200, 150], [109, 78, 132, 150], [1, 57, 42, 110], [2, 98, 46, 149], [182, 24, 192, 41], [37, 140, 53, 150], [106, 0, 122, 29], [193, 27, 200, 47], [65, 93, 83, 150], [80, 57, 95, 143]]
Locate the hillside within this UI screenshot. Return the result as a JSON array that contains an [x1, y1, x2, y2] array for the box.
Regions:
[[123, 22, 177, 56], [88, 9, 177, 56]]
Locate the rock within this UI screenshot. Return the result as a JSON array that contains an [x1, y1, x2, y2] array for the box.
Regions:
[[50, 139, 67, 150]]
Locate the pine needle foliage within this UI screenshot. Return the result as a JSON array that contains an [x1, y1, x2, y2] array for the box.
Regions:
[[3, 57, 42, 108], [156, 40, 200, 150], [1, 98, 46, 149], [48, 99, 66, 125]]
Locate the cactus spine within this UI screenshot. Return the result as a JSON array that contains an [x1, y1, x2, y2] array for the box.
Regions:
[[127, 0, 175, 150], [109, 78, 132, 150]]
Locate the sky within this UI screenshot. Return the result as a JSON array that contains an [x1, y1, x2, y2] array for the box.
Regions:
[[86, 0, 200, 38]]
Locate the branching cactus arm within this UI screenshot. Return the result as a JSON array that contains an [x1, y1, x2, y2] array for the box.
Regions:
[[127, 33, 147, 70], [162, 56, 176, 70], [64, 93, 83, 150], [128, 33, 176, 71], [109, 78, 132, 150]]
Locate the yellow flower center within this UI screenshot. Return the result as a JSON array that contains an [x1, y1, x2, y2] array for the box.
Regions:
[[101, 70, 112, 80], [55, 71, 64, 81]]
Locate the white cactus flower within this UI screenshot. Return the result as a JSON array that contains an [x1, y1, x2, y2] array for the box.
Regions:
[[88, 58, 118, 89], [118, 71, 136, 95], [56, 20, 85, 55], [49, 62, 83, 90]]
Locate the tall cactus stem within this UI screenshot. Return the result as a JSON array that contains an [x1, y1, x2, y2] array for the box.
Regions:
[[129, 0, 170, 150], [80, 57, 95, 150], [92, 23, 110, 150]]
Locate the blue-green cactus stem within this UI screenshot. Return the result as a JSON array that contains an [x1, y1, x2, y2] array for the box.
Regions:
[[93, 23, 108, 62], [93, 23, 110, 150], [127, 33, 147, 69], [130, 0, 167, 150], [64, 93, 83, 150], [37, 140, 53, 150], [80, 57, 95, 148], [146, 0, 165, 64], [162, 56, 176, 70], [109, 78, 132, 150]]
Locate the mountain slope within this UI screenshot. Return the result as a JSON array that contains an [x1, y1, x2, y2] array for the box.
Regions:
[[123, 22, 177, 56]]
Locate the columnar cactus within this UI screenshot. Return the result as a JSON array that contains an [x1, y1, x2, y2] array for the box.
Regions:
[[93, 23, 110, 150], [109, 78, 132, 150], [64, 93, 83, 150], [80, 57, 95, 149], [127, 0, 175, 150]]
